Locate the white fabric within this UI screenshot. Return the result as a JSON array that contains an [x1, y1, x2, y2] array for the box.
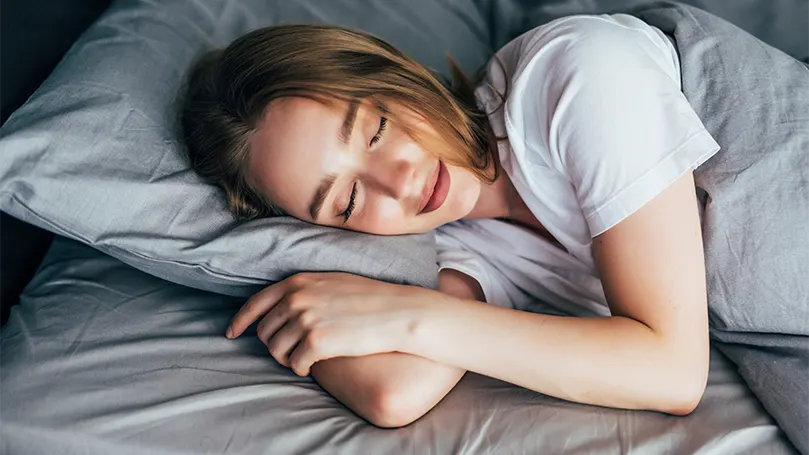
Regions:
[[436, 14, 720, 312]]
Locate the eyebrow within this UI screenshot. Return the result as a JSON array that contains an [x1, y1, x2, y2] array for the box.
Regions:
[[309, 173, 337, 221], [339, 99, 360, 145], [308, 100, 360, 221]]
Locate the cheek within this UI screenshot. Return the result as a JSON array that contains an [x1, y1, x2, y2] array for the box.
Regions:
[[357, 197, 408, 235]]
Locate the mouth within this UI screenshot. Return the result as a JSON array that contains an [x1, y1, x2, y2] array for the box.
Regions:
[[418, 160, 450, 215]]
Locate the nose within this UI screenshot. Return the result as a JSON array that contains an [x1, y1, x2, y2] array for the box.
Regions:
[[364, 149, 418, 202]]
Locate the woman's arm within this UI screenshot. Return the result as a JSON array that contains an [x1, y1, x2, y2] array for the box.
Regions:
[[311, 354, 462, 428], [309, 269, 484, 428], [405, 172, 710, 414], [228, 172, 708, 416]]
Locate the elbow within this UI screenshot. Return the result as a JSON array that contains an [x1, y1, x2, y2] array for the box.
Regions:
[[657, 363, 709, 416], [661, 387, 704, 416], [648, 332, 710, 416], [363, 387, 432, 429]]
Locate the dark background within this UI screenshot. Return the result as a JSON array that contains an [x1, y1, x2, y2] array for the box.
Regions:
[[1, 0, 113, 325]]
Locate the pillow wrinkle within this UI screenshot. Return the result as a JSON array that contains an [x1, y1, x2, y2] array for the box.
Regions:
[[0, 0, 505, 295]]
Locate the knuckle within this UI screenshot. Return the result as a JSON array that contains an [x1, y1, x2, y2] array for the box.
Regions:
[[306, 328, 327, 351], [244, 296, 264, 314], [289, 273, 312, 287], [286, 292, 308, 312], [255, 319, 266, 337], [297, 310, 317, 328]]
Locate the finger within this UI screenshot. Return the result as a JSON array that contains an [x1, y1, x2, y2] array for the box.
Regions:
[[289, 329, 332, 377], [228, 280, 289, 338], [256, 311, 290, 347], [288, 344, 311, 377], [255, 292, 303, 344], [265, 319, 305, 368]]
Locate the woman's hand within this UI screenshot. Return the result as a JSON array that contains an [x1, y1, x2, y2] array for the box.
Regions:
[[226, 272, 426, 376]]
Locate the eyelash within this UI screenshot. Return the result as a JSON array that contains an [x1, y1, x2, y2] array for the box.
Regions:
[[341, 182, 357, 224], [340, 116, 387, 224], [370, 116, 387, 146]]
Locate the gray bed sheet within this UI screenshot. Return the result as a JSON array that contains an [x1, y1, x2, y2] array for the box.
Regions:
[[0, 237, 795, 454]]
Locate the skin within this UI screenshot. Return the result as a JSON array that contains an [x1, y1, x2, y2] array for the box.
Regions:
[[232, 96, 710, 426], [247, 96, 487, 235]]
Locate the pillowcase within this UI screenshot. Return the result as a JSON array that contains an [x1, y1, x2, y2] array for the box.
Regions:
[[0, 0, 494, 296]]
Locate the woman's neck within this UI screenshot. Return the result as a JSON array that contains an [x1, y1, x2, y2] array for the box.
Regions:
[[463, 160, 519, 220], [463, 160, 567, 252]]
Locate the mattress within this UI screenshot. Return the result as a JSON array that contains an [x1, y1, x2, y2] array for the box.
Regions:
[[0, 237, 795, 454]]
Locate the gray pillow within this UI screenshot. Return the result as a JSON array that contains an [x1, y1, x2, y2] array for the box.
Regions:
[[0, 0, 495, 296]]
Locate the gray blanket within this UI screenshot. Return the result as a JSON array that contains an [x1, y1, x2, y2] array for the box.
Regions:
[[634, 3, 809, 453]]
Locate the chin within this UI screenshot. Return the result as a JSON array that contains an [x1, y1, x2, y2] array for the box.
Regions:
[[411, 203, 465, 233]]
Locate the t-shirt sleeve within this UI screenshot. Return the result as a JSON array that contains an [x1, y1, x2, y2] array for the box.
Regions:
[[522, 16, 720, 237], [435, 228, 514, 309]]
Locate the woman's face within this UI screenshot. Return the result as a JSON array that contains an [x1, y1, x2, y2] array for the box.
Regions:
[[247, 97, 482, 235]]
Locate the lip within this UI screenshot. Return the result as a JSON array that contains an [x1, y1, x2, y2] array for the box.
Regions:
[[418, 160, 450, 215], [418, 161, 440, 214]]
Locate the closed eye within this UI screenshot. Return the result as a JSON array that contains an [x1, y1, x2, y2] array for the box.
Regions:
[[370, 116, 387, 146], [341, 113, 386, 223], [341, 181, 358, 224]]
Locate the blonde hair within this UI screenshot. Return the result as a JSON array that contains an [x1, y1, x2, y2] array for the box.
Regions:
[[180, 24, 506, 220]]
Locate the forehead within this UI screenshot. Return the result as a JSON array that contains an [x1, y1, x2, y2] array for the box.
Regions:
[[257, 96, 342, 136], [247, 97, 347, 219]]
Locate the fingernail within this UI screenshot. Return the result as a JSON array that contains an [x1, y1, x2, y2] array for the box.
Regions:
[[225, 327, 233, 339]]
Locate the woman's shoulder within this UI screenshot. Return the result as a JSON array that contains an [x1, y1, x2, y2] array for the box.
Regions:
[[477, 13, 678, 172]]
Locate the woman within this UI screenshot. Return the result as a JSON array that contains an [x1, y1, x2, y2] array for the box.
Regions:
[[181, 16, 721, 428]]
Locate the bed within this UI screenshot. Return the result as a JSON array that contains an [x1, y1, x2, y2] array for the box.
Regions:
[[1, 1, 807, 454], [1, 236, 797, 454]]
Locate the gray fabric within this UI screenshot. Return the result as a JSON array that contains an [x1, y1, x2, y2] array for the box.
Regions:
[[0, 236, 797, 455], [1, 0, 807, 453], [0, 0, 505, 296], [630, 3, 809, 453], [484, 0, 809, 62]]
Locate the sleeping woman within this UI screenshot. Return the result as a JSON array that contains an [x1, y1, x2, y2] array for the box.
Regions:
[[179, 12, 807, 451]]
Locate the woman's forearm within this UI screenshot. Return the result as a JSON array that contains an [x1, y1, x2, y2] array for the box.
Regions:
[[307, 270, 479, 428], [311, 353, 464, 428], [404, 295, 709, 415]]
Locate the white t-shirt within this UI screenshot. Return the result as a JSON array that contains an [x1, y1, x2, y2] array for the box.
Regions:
[[435, 14, 720, 316]]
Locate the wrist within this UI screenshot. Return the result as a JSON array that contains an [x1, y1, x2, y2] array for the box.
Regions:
[[397, 286, 452, 358]]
